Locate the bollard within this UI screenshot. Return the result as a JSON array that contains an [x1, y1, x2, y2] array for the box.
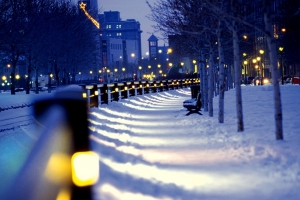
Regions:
[[5, 85, 97, 200], [97, 84, 104, 107]]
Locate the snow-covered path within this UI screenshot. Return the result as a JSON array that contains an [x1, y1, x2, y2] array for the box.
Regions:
[[1, 85, 300, 199], [88, 86, 300, 200]]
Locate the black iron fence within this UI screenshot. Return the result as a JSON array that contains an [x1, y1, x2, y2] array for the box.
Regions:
[[80, 78, 200, 108]]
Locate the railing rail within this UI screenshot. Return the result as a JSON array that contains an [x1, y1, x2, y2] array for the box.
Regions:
[[81, 78, 200, 108]]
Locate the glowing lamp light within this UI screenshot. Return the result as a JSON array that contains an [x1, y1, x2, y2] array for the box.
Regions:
[[71, 151, 99, 187], [56, 188, 71, 200], [94, 90, 99, 96], [132, 85, 135, 89], [125, 86, 128, 90], [263, 78, 270, 84], [82, 93, 87, 98], [115, 88, 119, 92], [44, 153, 71, 185]]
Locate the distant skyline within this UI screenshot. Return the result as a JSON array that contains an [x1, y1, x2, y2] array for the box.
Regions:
[[98, 0, 165, 56]]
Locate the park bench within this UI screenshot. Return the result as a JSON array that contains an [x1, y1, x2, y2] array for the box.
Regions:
[[183, 92, 202, 116]]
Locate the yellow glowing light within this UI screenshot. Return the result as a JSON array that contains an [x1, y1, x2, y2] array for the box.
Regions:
[[94, 90, 98, 95], [279, 47, 284, 52], [44, 153, 71, 184], [2, 76, 6, 81], [125, 86, 128, 90], [15, 74, 20, 80], [79, 2, 100, 29], [132, 85, 135, 89], [71, 151, 99, 187], [263, 79, 269, 84], [82, 93, 87, 98], [115, 88, 119, 92], [56, 188, 71, 200]]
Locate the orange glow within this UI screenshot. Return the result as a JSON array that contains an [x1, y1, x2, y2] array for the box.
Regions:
[[79, 2, 100, 29], [44, 153, 71, 184]]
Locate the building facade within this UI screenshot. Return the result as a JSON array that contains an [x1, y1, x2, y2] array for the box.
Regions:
[[98, 11, 142, 81]]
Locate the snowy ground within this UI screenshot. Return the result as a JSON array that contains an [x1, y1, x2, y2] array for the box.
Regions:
[[0, 85, 300, 199]]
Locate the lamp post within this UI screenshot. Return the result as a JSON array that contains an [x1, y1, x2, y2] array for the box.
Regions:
[[279, 46, 284, 85], [90, 70, 93, 80], [107, 69, 110, 83], [243, 60, 248, 83], [252, 58, 257, 76], [138, 66, 142, 80], [259, 49, 264, 77], [131, 53, 136, 81], [114, 68, 118, 82], [122, 67, 125, 80], [256, 56, 261, 85]]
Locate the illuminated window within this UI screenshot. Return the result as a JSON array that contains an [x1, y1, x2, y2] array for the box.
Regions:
[[150, 41, 156, 46], [117, 33, 122, 36], [106, 25, 111, 29], [116, 24, 122, 29]]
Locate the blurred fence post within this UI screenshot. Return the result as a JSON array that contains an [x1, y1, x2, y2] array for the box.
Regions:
[[5, 85, 97, 200]]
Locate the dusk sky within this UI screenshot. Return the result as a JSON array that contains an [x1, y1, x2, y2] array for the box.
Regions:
[[98, 0, 165, 55]]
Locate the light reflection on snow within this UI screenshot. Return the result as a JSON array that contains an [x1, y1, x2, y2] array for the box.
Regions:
[[96, 107, 172, 120], [99, 183, 172, 200], [89, 112, 173, 127], [98, 156, 263, 194]]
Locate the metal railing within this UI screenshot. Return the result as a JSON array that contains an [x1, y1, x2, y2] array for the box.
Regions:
[[81, 78, 200, 108]]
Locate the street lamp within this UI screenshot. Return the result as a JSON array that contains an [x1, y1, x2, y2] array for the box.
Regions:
[[114, 68, 118, 82], [279, 46, 284, 85], [138, 66, 142, 80], [90, 70, 93, 80], [122, 67, 125, 80], [252, 58, 257, 78], [243, 60, 248, 83]]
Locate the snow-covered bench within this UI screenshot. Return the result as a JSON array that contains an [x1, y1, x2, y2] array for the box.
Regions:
[[183, 92, 202, 116]]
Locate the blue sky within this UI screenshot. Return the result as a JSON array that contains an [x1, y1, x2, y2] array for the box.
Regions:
[[98, 0, 164, 55]]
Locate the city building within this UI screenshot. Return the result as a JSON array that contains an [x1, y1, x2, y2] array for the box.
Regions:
[[98, 11, 142, 81]]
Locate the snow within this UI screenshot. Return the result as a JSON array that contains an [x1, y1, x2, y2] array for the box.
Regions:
[[0, 85, 300, 199]]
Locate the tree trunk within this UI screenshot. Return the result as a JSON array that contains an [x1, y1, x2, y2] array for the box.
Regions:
[[48, 62, 52, 93], [264, 3, 283, 140], [200, 52, 205, 107], [35, 67, 39, 94], [233, 27, 244, 132], [10, 49, 19, 95], [208, 44, 214, 117], [217, 25, 225, 123], [26, 54, 32, 94], [203, 52, 208, 112]]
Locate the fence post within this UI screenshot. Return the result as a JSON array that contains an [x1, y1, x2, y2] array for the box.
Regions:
[[107, 85, 111, 103], [5, 85, 96, 200]]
